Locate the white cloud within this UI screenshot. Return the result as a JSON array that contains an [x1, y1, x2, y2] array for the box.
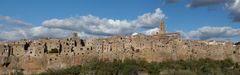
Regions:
[[0, 29, 28, 40], [135, 8, 165, 28], [43, 15, 135, 36], [187, 26, 240, 40], [0, 16, 32, 27], [43, 8, 165, 36], [0, 26, 70, 41], [143, 27, 159, 35], [29, 26, 70, 39]]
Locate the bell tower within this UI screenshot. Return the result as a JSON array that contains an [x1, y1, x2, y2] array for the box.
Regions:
[[71, 32, 80, 46], [159, 20, 165, 34], [72, 32, 78, 39]]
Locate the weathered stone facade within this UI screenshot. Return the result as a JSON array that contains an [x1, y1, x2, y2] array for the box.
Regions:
[[0, 21, 240, 74]]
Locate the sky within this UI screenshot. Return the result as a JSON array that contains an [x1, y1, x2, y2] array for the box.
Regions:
[[0, 0, 239, 42]]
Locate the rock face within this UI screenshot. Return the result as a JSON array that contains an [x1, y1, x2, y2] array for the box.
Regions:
[[0, 21, 240, 74]]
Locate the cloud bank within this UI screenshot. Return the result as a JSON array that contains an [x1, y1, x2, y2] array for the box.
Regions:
[[42, 8, 165, 36], [0, 16, 32, 28], [0, 8, 239, 41], [185, 26, 240, 40], [0, 8, 165, 41]]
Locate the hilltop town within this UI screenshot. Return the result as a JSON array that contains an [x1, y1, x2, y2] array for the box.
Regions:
[[0, 20, 240, 74]]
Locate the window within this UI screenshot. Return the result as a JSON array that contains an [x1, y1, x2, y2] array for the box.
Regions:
[[136, 49, 140, 53], [110, 47, 112, 51], [233, 51, 236, 54]]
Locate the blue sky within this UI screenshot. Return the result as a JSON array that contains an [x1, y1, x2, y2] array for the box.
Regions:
[[0, 0, 239, 42]]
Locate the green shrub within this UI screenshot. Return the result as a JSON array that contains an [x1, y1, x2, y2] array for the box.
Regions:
[[49, 48, 58, 53], [38, 58, 239, 75]]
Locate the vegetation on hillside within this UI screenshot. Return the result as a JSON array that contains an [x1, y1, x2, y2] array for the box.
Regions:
[[38, 58, 240, 75]]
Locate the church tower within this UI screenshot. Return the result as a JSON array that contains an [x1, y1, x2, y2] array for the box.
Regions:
[[159, 20, 166, 34], [72, 32, 78, 39], [71, 32, 81, 46]]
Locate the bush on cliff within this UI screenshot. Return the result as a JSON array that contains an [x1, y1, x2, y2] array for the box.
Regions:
[[38, 58, 240, 75], [49, 48, 58, 53]]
